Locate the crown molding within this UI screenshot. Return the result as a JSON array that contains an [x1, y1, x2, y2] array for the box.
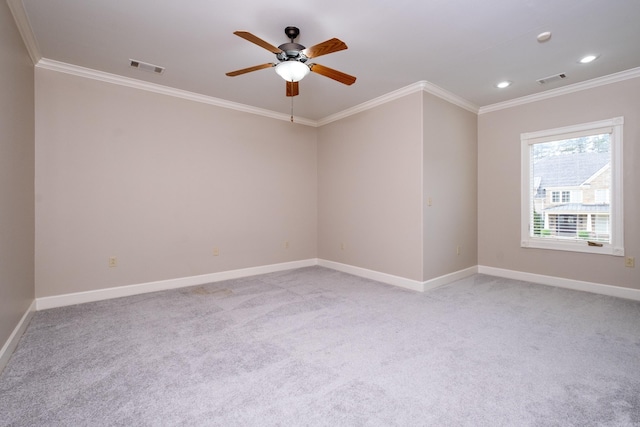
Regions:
[[36, 58, 480, 127], [317, 80, 479, 126], [479, 67, 640, 114], [12, 0, 639, 124], [420, 81, 480, 114], [317, 81, 426, 126], [33, 57, 640, 124], [36, 58, 318, 127], [7, 0, 41, 64]]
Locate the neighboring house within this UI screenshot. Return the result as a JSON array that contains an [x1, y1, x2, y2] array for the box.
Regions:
[[533, 152, 611, 241]]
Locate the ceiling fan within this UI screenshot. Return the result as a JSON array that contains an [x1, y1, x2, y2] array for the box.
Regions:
[[226, 26, 356, 97]]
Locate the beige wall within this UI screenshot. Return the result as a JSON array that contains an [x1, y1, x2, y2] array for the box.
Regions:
[[0, 2, 35, 348], [318, 93, 424, 281], [478, 77, 640, 288], [423, 92, 477, 280], [35, 69, 317, 297], [32, 51, 638, 299]]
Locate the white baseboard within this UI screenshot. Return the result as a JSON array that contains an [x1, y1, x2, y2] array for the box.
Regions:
[[423, 266, 479, 291], [318, 259, 425, 291], [478, 265, 640, 301], [36, 259, 477, 312], [36, 259, 318, 310], [0, 300, 36, 374], [317, 259, 477, 292], [35, 259, 639, 312]]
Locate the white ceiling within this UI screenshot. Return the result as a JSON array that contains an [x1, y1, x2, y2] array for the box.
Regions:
[[13, 0, 640, 121]]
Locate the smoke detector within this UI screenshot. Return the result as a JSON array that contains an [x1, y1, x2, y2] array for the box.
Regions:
[[536, 31, 552, 43]]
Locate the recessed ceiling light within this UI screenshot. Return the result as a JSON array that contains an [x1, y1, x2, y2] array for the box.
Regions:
[[579, 55, 598, 64], [537, 31, 552, 43], [496, 81, 512, 89]]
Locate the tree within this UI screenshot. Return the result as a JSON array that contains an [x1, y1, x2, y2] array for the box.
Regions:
[[533, 210, 543, 236]]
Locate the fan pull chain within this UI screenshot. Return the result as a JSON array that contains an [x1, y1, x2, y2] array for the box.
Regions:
[[290, 94, 294, 123]]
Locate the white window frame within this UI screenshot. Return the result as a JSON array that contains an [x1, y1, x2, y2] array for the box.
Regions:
[[521, 117, 624, 256]]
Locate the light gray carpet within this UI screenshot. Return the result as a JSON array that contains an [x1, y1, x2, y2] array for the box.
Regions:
[[1, 267, 639, 426]]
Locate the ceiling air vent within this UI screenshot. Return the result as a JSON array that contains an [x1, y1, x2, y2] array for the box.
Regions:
[[129, 59, 164, 74], [537, 73, 566, 85]]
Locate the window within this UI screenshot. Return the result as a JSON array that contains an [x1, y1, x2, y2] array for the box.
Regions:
[[571, 190, 583, 203], [521, 117, 624, 256], [551, 190, 581, 204], [595, 189, 610, 204]]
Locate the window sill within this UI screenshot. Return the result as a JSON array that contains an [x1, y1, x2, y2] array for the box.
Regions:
[[521, 238, 624, 256]]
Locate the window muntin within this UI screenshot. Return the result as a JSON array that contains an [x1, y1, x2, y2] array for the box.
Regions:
[[521, 117, 624, 256]]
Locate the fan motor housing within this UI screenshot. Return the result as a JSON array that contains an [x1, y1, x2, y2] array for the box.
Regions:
[[277, 42, 307, 62]]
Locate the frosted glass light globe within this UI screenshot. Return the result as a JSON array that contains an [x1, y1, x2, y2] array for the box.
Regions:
[[275, 61, 310, 82]]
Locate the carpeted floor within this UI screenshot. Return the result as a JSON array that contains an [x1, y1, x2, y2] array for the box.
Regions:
[[1, 266, 639, 426]]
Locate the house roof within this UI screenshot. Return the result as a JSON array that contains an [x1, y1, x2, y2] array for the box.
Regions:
[[534, 152, 609, 195]]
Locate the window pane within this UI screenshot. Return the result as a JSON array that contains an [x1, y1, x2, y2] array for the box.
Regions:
[[595, 215, 609, 234], [530, 133, 611, 243], [595, 189, 609, 204], [522, 117, 623, 256]]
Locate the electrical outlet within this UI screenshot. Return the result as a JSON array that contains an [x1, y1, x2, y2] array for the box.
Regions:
[[212, 247, 219, 256], [625, 256, 635, 268], [108, 256, 117, 267], [456, 246, 461, 256], [284, 241, 289, 249], [340, 242, 345, 250]]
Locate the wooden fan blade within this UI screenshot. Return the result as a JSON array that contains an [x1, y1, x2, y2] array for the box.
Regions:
[[233, 31, 282, 54], [310, 63, 356, 85], [286, 81, 299, 97], [226, 63, 275, 77], [302, 38, 347, 58]]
